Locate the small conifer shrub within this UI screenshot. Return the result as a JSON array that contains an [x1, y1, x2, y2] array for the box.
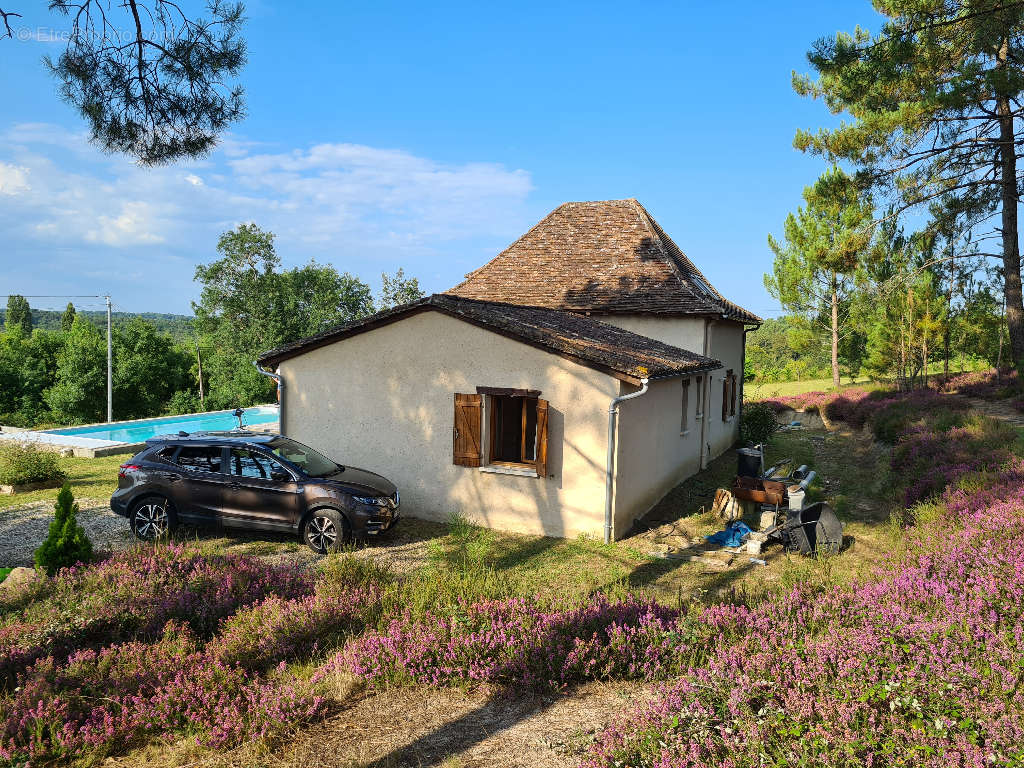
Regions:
[[33, 482, 93, 575]]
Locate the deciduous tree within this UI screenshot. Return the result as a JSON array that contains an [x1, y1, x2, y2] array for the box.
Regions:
[[378, 268, 425, 310], [46, 316, 106, 423], [5, 294, 31, 335], [60, 302, 76, 334], [193, 223, 376, 408]]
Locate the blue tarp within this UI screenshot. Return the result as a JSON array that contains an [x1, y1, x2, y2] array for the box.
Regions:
[[705, 520, 752, 548]]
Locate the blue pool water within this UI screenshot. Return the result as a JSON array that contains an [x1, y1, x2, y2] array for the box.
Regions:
[[46, 406, 280, 444]]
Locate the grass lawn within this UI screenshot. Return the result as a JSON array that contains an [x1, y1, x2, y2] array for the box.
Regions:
[[0, 567, 11, 583], [0, 424, 895, 607], [745, 375, 873, 399], [0, 453, 123, 510]]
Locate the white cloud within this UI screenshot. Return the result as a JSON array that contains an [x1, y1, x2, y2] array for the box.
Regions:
[[86, 202, 166, 246], [0, 122, 535, 313], [0, 163, 29, 195]]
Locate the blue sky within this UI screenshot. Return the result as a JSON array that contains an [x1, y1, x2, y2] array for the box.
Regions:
[[0, 0, 882, 316]]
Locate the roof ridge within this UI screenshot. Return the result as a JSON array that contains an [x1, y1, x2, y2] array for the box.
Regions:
[[629, 199, 722, 311]]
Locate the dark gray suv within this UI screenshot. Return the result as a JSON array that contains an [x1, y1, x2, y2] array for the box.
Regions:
[[110, 431, 399, 553]]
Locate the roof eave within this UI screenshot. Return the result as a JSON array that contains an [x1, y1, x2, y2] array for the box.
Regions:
[[258, 298, 717, 385]]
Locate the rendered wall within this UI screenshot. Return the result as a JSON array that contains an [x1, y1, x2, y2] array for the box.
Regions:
[[610, 376, 703, 537], [278, 310, 619, 538]]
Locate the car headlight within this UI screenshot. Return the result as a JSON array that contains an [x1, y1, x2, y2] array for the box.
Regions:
[[352, 495, 386, 506]]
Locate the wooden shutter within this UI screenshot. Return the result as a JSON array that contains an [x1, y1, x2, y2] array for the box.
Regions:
[[535, 398, 549, 477], [453, 393, 482, 466], [730, 373, 738, 417], [722, 374, 729, 421]]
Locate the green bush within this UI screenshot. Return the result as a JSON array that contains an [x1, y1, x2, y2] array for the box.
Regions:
[[740, 401, 782, 446], [34, 482, 93, 575], [0, 441, 66, 486]]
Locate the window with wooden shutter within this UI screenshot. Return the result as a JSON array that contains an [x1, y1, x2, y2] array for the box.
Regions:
[[729, 372, 738, 417], [453, 393, 482, 466]]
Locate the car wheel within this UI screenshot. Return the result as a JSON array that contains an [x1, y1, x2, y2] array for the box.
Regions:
[[303, 508, 349, 554], [130, 495, 176, 541]]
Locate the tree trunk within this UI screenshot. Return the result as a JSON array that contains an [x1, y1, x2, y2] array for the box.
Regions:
[[944, 254, 952, 380], [997, 38, 1024, 371], [830, 276, 840, 388]]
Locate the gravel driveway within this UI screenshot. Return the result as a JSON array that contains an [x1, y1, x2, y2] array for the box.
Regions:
[[0, 497, 439, 572], [0, 498, 134, 567]]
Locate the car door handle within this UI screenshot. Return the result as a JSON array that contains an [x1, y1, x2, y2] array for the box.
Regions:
[[160, 473, 181, 482], [228, 482, 242, 490]]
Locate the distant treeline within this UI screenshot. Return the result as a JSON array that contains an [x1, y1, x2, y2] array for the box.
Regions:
[[2, 223, 424, 428], [0, 309, 194, 341]]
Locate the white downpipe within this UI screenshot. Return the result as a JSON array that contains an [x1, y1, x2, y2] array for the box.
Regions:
[[604, 377, 650, 544], [698, 319, 713, 469]]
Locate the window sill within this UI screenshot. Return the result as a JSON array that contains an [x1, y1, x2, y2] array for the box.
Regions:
[[479, 464, 539, 478]]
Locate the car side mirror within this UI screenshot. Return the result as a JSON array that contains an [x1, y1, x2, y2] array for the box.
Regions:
[[270, 470, 290, 482]]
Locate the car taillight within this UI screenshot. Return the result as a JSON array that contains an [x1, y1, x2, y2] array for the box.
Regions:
[[118, 464, 141, 478]]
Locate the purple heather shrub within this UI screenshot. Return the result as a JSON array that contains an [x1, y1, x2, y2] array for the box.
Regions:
[[329, 594, 692, 690], [940, 367, 1019, 399], [0, 544, 312, 687], [208, 583, 379, 671], [582, 417, 1024, 768], [0, 621, 324, 763]]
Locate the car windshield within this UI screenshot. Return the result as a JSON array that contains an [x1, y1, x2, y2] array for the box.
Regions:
[[265, 437, 342, 477]]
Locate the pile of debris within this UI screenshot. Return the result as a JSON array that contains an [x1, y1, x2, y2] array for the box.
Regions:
[[719, 446, 843, 558]]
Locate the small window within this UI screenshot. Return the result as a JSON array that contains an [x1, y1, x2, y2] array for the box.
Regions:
[[680, 379, 690, 434], [695, 376, 704, 420], [490, 394, 539, 465], [175, 445, 224, 473], [230, 448, 287, 479], [722, 370, 737, 421]]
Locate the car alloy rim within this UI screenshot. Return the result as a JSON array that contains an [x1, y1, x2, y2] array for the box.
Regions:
[[134, 501, 168, 539], [308, 516, 337, 550]]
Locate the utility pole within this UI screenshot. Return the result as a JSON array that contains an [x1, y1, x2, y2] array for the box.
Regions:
[[105, 295, 112, 423]]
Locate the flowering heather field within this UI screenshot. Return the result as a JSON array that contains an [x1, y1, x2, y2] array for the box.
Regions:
[[2, 389, 1022, 766], [940, 368, 1019, 399]]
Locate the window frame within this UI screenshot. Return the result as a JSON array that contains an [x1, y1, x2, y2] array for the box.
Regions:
[[173, 444, 228, 474], [722, 369, 737, 422], [229, 447, 294, 481], [694, 376, 704, 421], [486, 392, 540, 470], [680, 378, 691, 435]]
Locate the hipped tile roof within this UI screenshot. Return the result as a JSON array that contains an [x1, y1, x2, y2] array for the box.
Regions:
[[447, 199, 761, 324], [258, 294, 721, 383]]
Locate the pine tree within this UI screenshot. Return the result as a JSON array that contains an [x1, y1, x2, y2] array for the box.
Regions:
[[766, 167, 874, 388], [60, 302, 76, 334], [5, 295, 32, 335], [33, 482, 93, 575], [794, 1, 1024, 371]]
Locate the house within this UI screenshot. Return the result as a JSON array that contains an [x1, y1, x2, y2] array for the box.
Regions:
[[257, 199, 760, 541]]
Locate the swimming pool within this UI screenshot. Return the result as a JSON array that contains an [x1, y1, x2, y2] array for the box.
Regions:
[[45, 406, 281, 444]]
